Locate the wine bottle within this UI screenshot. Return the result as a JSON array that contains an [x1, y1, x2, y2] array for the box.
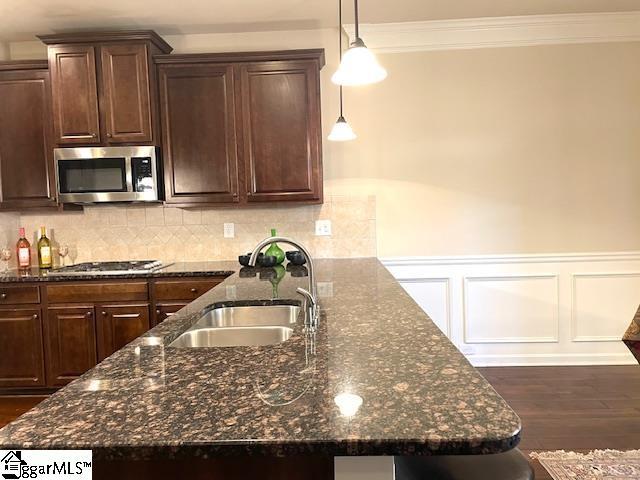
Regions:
[[16, 227, 31, 270], [265, 228, 285, 265], [37, 226, 52, 269]]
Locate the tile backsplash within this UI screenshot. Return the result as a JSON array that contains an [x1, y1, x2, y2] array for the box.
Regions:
[[15, 195, 376, 266], [0, 212, 19, 264]]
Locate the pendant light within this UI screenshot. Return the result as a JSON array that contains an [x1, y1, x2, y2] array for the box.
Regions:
[[331, 0, 387, 86], [328, 0, 357, 142]]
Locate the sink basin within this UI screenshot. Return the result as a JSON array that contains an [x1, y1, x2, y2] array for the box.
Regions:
[[169, 304, 300, 348], [169, 326, 294, 347]]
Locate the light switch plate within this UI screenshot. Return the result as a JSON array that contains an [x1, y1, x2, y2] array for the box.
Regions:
[[315, 219, 332, 236], [223, 223, 235, 238]]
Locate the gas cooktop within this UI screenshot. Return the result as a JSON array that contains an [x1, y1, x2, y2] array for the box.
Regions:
[[49, 260, 169, 276]]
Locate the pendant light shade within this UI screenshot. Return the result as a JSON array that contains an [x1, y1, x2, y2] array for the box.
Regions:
[[331, 38, 387, 86], [328, 116, 357, 141], [331, 0, 387, 86]]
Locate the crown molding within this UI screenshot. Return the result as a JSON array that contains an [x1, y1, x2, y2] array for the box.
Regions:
[[344, 11, 640, 53]]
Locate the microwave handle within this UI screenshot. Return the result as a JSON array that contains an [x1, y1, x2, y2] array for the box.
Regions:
[[124, 157, 134, 192]]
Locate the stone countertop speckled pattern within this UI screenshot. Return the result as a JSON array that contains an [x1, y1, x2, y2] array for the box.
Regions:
[[0, 261, 237, 282], [623, 304, 640, 363], [0, 258, 521, 460]]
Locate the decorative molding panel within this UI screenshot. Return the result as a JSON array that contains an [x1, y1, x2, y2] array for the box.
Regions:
[[382, 252, 639, 366], [571, 272, 640, 342], [463, 275, 559, 344], [345, 11, 640, 53], [398, 277, 451, 337]]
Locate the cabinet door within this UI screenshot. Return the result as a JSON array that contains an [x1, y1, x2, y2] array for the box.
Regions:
[[237, 60, 322, 203], [100, 44, 153, 144], [49, 45, 101, 144], [159, 63, 239, 204], [96, 303, 150, 361], [0, 68, 57, 209], [0, 308, 45, 388], [45, 306, 97, 387], [153, 303, 187, 327]]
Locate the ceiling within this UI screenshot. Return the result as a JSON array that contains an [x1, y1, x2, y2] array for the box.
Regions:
[[1, 0, 639, 42]]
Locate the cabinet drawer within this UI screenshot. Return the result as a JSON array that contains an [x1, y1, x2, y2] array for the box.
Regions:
[[47, 282, 149, 303], [0, 285, 40, 305], [154, 278, 223, 301]]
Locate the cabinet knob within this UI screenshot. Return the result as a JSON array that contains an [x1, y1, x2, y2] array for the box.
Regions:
[[190, 288, 197, 293], [91, 133, 97, 138], [0, 293, 6, 300], [101, 311, 108, 316], [86, 311, 93, 318], [32, 313, 38, 320], [156, 309, 161, 315], [106, 133, 112, 138]]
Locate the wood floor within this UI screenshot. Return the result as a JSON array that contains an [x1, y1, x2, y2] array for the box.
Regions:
[[479, 365, 640, 479], [1, 366, 638, 479]]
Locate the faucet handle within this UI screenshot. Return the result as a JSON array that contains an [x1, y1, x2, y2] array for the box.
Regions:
[[296, 287, 316, 306]]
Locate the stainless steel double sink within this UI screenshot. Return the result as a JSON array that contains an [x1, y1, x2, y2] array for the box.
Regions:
[[169, 305, 300, 348]]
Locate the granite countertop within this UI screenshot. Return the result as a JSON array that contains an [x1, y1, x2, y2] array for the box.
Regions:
[[0, 258, 521, 460], [623, 305, 640, 363], [0, 261, 237, 282]]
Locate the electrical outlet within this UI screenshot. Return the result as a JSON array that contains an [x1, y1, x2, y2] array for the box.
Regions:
[[317, 281, 334, 298], [315, 219, 332, 236], [226, 285, 237, 300], [223, 223, 235, 238]]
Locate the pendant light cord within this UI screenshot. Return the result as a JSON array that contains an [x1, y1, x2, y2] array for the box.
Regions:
[[354, 0, 359, 39], [338, 0, 344, 116]]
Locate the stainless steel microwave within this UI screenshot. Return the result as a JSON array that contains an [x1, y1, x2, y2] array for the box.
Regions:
[[54, 146, 162, 203]]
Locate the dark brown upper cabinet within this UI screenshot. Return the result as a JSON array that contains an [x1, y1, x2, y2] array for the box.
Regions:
[[158, 63, 240, 205], [155, 49, 324, 206], [38, 31, 172, 147], [48, 45, 101, 144], [0, 61, 57, 210], [238, 59, 323, 203], [101, 44, 153, 143]]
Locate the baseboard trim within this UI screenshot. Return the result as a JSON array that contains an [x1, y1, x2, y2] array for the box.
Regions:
[[468, 352, 636, 367]]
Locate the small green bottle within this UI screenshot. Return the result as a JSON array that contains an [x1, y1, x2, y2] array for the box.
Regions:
[[265, 228, 285, 265]]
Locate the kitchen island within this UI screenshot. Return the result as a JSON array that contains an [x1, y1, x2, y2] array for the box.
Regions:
[[0, 258, 521, 478]]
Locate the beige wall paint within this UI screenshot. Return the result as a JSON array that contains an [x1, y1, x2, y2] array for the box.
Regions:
[[8, 33, 640, 258], [327, 42, 640, 256]]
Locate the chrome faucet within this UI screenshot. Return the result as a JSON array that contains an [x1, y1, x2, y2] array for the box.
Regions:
[[248, 237, 319, 329]]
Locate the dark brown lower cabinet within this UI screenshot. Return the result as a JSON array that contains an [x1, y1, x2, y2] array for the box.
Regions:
[[0, 308, 45, 388], [0, 275, 227, 391], [97, 303, 150, 361], [45, 306, 97, 387], [154, 303, 187, 327]]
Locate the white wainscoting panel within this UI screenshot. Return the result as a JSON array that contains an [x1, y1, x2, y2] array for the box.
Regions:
[[463, 275, 559, 344], [399, 278, 450, 336], [383, 252, 640, 366], [572, 273, 640, 342]]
